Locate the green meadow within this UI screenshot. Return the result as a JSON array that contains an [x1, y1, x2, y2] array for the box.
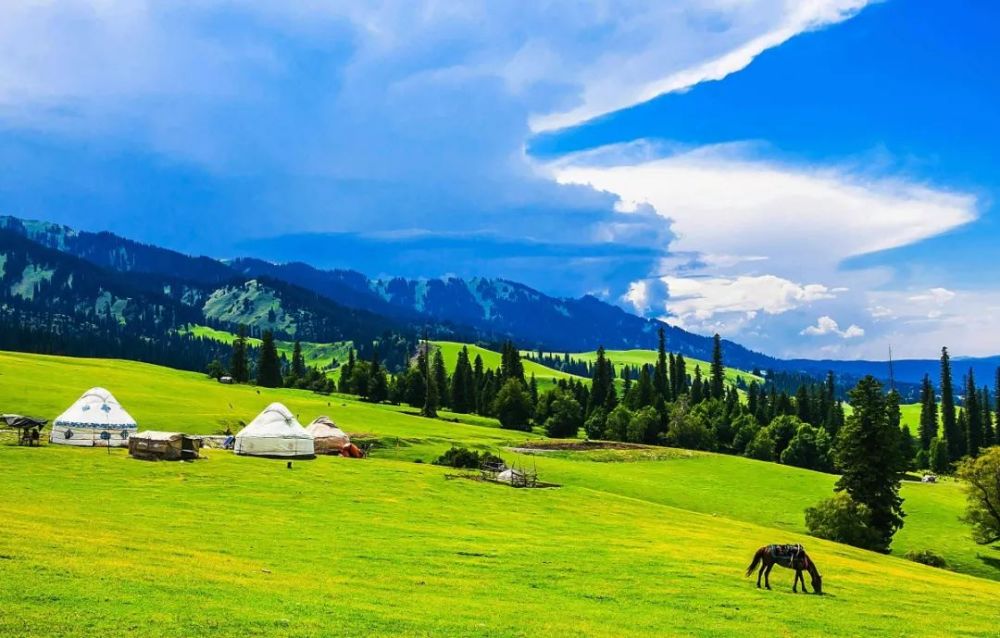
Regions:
[[1, 351, 998, 637], [183, 324, 352, 371], [434, 341, 585, 390], [565, 348, 763, 386]]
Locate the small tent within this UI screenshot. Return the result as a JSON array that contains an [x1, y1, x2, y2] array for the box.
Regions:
[[234, 403, 314, 457], [304, 416, 350, 454], [50, 388, 137, 447], [129, 431, 203, 461]]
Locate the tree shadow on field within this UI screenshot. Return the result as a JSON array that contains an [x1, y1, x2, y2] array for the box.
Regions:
[[976, 547, 1000, 572]]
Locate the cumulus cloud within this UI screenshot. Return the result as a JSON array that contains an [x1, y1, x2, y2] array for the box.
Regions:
[[660, 274, 834, 326], [0, 1, 873, 296], [552, 143, 976, 334], [801, 316, 865, 339]]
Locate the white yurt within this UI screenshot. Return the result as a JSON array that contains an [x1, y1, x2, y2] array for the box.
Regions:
[[304, 416, 350, 454], [50, 387, 138, 447], [234, 403, 314, 457]]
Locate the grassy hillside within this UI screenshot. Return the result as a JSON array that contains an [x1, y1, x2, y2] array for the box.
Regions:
[[565, 348, 763, 386], [433, 341, 586, 389], [1, 350, 998, 636], [0, 350, 530, 450], [184, 324, 352, 371]]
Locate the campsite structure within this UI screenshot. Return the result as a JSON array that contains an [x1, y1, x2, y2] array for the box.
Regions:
[[304, 416, 350, 454], [49, 388, 137, 447], [234, 403, 314, 458], [1, 414, 47, 446], [129, 431, 203, 461]]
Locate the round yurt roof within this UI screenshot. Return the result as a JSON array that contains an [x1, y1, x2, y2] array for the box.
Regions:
[[305, 416, 349, 441], [236, 403, 311, 439], [53, 387, 137, 430]]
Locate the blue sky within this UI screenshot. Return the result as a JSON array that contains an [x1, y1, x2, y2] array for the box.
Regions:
[[0, 1, 997, 358]]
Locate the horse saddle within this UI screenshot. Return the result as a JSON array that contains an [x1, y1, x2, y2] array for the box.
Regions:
[[768, 544, 805, 568]]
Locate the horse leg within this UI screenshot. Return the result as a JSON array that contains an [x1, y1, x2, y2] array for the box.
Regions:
[[794, 569, 803, 593], [757, 562, 765, 589], [764, 564, 773, 590]]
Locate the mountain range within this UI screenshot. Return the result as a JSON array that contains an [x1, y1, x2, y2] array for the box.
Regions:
[[2, 214, 994, 392]]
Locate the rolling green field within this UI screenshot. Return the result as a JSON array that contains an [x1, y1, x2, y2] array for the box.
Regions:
[[565, 348, 763, 386], [434, 341, 586, 390], [1, 350, 999, 636], [183, 324, 352, 372]]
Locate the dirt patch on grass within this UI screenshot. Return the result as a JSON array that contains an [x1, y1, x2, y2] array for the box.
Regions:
[[507, 440, 654, 453]]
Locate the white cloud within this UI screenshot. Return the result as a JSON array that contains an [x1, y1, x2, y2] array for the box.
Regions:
[[531, 0, 871, 131], [0, 1, 873, 294], [801, 315, 864, 339], [553, 144, 978, 281], [552, 143, 979, 356], [663, 274, 834, 322]]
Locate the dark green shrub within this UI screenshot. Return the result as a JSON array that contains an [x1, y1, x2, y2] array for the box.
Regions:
[[905, 549, 948, 569], [805, 492, 882, 550]]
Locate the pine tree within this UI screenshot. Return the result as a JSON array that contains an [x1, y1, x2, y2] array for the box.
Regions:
[[747, 382, 760, 420], [421, 335, 438, 418], [589, 346, 613, 415], [918, 374, 937, 451], [654, 326, 670, 401], [834, 376, 905, 552], [291, 340, 306, 378], [256, 330, 283, 388], [368, 348, 388, 403], [796, 385, 812, 425], [229, 324, 250, 383], [675, 354, 688, 395], [710, 333, 725, 400], [940, 347, 962, 461], [886, 388, 901, 432], [450, 346, 475, 414], [338, 348, 355, 393], [433, 349, 449, 409], [965, 370, 983, 457], [983, 386, 997, 447], [690, 366, 704, 404], [473, 354, 485, 413], [929, 437, 950, 474], [529, 373, 539, 408]]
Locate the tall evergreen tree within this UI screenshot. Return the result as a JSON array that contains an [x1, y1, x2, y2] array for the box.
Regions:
[[918, 374, 938, 451], [589, 346, 614, 414], [229, 324, 250, 383], [255, 330, 283, 388], [835, 376, 905, 553], [421, 335, 438, 418], [710, 333, 725, 400], [675, 354, 688, 395], [338, 348, 356, 393], [940, 347, 961, 461], [654, 326, 670, 401], [965, 371, 983, 457], [432, 349, 449, 409], [690, 366, 704, 404], [981, 386, 995, 447], [368, 348, 388, 403], [473, 354, 485, 413], [450, 346, 475, 414], [795, 385, 812, 425], [291, 339, 306, 378]]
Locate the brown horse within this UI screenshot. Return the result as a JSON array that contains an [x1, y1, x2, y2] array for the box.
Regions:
[[745, 544, 823, 594]]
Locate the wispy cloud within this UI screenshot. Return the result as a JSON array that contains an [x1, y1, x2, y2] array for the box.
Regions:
[[531, 0, 871, 131]]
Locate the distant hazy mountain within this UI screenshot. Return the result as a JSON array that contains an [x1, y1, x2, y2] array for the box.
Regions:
[[3, 214, 982, 388]]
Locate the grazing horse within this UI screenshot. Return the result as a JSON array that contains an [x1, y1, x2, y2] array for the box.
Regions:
[[745, 544, 823, 594]]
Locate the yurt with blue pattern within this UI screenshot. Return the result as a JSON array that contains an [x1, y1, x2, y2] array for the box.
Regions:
[[50, 387, 138, 447]]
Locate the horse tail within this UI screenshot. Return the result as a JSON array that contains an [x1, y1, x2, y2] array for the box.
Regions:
[[745, 547, 764, 577]]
